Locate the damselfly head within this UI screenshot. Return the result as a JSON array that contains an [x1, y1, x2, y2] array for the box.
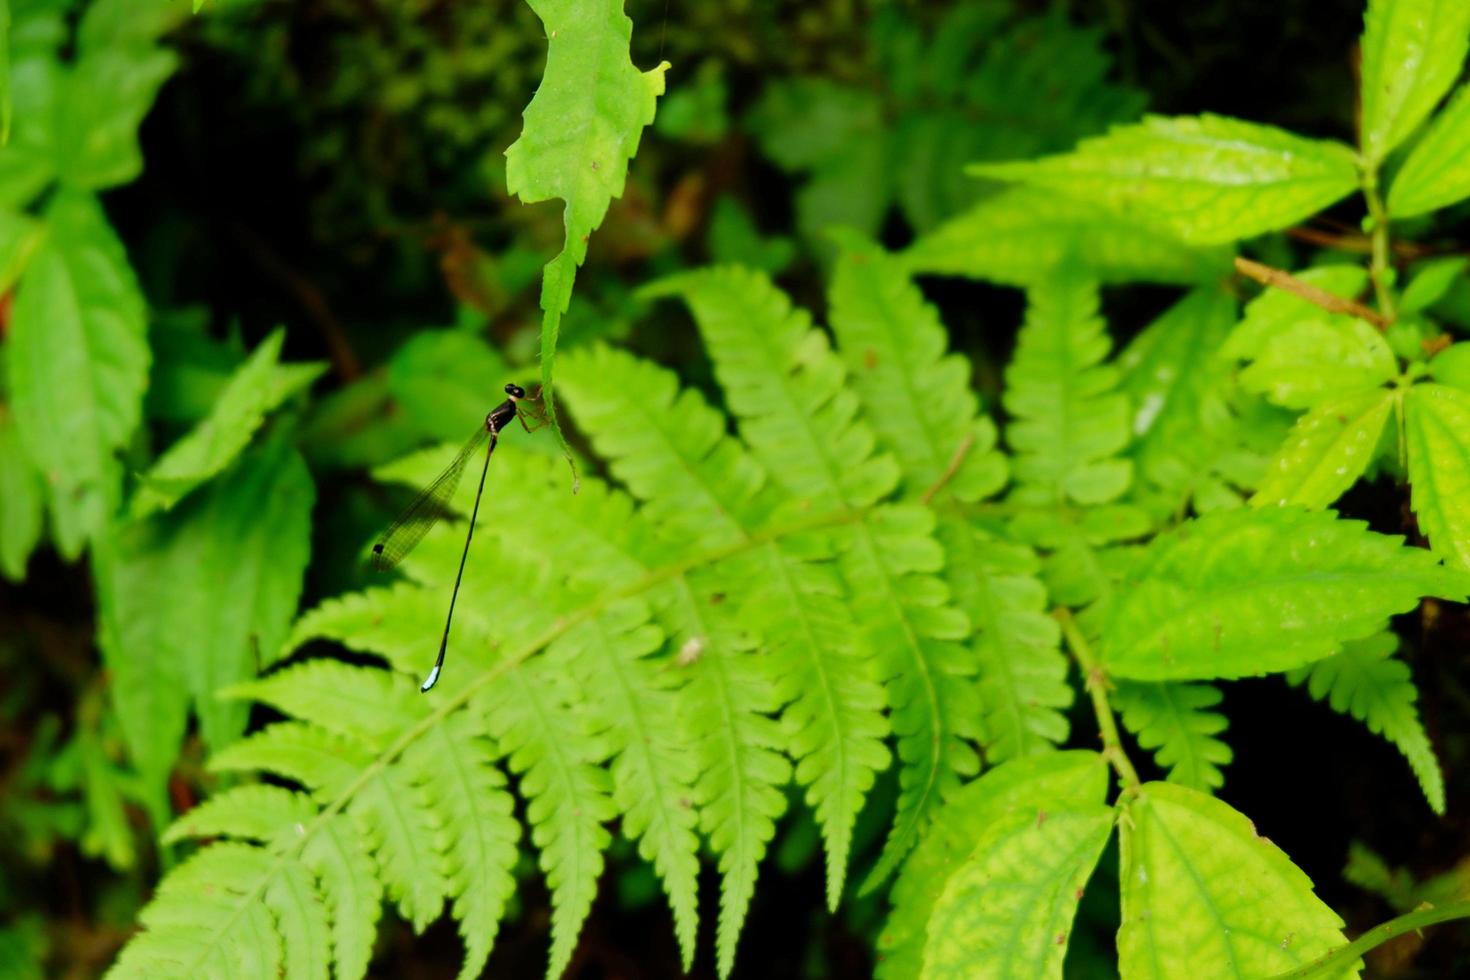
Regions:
[[504, 383, 527, 401]]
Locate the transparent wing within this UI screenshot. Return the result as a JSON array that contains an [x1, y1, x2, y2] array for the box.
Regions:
[[370, 424, 492, 571]]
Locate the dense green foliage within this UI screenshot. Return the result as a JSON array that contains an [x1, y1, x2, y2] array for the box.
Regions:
[[4, 0, 1470, 977]]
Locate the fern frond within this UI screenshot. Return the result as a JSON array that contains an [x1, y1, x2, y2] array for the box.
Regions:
[[1004, 261, 1132, 505], [940, 521, 1072, 762], [644, 265, 899, 509], [477, 659, 616, 980], [547, 599, 702, 969], [227, 659, 429, 749], [404, 713, 520, 979], [161, 784, 315, 847], [1287, 631, 1445, 814], [209, 721, 372, 798], [1114, 681, 1232, 791], [300, 815, 380, 980], [109, 844, 321, 980], [826, 236, 1007, 502]]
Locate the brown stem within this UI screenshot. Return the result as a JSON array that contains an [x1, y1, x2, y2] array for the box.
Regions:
[[1233, 256, 1388, 330]]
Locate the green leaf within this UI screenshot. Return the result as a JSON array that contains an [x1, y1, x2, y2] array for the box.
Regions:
[[54, 46, 176, 190], [1102, 506, 1470, 680], [1287, 631, 1444, 814], [301, 815, 381, 980], [1237, 318, 1397, 411], [504, 0, 668, 477], [96, 437, 314, 790], [8, 192, 148, 556], [1118, 782, 1354, 978], [1114, 682, 1231, 791], [0, 0, 11, 146], [903, 187, 1232, 287], [386, 330, 513, 444], [132, 329, 325, 517], [969, 115, 1360, 244], [921, 803, 1114, 979], [828, 234, 1006, 502], [1250, 388, 1395, 509], [1359, 0, 1470, 167], [1004, 261, 1132, 505], [877, 751, 1108, 980], [1430, 343, 1470, 390], [0, 402, 43, 580], [1405, 383, 1470, 569], [0, 55, 59, 207], [1391, 82, 1470, 217], [1399, 257, 1468, 314], [162, 784, 316, 847]]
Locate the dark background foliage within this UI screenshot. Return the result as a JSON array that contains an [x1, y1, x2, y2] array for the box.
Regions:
[[4, 0, 1467, 976]]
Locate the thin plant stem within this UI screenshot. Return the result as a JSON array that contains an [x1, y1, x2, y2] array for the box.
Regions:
[[1361, 167, 1398, 323], [1054, 606, 1141, 791]]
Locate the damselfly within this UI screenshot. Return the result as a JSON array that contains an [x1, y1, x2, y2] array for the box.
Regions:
[[371, 383, 540, 692]]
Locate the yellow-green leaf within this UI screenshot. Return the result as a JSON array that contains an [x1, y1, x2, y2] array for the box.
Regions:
[[1405, 383, 1470, 569], [1119, 782, 1356, 978], [1359, 0, 1470, 167], [1390, 84, 1470, 217], [968, 115, 1359, 244], [1238, 317, 1397, 410], [1251, 388, 1395, 509], [921, 803, 1113, 979]]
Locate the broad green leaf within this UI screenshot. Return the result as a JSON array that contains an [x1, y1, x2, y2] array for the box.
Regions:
[[1004, 261, 1132, 505], [504, 0, 668, 475], [922, 803, 1113, 979], [7, 193, 149, 556], [1359, 0, 1470, 166], [1114, 682, 1231, 791], [877, 751, 1108, 980], [386, 330, 513, 444], [0, 55, 58, 207], [969, 115, 1360, 244], [0, 402, 42, 580], [1288, 631, 1444, 814], [1405, 383, 1470, 569], [1119, 782, 1355, 978], [1391, 84, 1470, 216], [903, 187, 1232, 287], [1102, 506, 1469, 680], [1238, 317, 1397, 410], [1251, 388, 1395, 509], [132, 329, 325, 517], [96, 437, 314, 791], [54, 46, 176, 190], [0, 208, 40, 292]]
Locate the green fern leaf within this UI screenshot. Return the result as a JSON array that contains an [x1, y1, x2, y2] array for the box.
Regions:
[[548, 600, 702, 969], [478, 659, 616, 980], [504, 0, 668, 469], [971, 114, 1360, 244], [646, 266, 894, 907], [209, 721, 372, 799], [1251, 387, 1395, 509], [227, 660, 429, 750], [876, 751, 1108, 980], [940, 523, 1071, 763], [559, 351, 791, 975], [353, 760, 448, 931], [1114, 682, 1231, 791], [1287, 631, 1444, 814], [1102, 507, 1470, 680], [301, 814, 381, 980], [109, 843, 327, 980], [827, 235, 1006, 502], [1405, 384, 1470, 569], [161, 784, 315, 847], [904, 186, 1231, 287], [1005, 261, 1132, 505], [405, 714, 520, 979]]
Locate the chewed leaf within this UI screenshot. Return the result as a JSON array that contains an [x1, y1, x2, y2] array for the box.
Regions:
[[505, 0, 668, 476]]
